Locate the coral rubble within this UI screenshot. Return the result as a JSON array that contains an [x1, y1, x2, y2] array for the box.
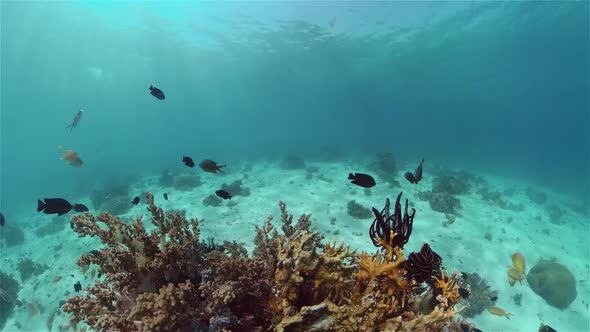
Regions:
[[64, 192, 473, 331]]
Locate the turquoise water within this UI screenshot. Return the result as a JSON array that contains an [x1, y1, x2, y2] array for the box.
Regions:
[[0, 2, 588, 332]]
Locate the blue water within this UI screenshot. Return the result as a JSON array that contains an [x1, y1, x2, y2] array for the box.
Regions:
[[1, 2, 587, 217], [0, 2, 588, 330]]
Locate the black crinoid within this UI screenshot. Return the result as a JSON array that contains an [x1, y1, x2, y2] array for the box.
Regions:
[[403, 243, 442, 285], [369, 192, 415, 250]]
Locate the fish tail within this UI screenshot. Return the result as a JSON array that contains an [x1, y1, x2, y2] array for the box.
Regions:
[[348, 173, 354, 179], [218, 165, 226, 174], [37, 199, 46, 212]]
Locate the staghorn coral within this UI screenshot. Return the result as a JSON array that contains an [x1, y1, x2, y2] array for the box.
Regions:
[[64, 191, 473, 332]]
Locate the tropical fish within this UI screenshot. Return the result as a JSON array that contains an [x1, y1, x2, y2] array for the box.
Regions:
[[149, 85, 165, 100], [404, 159, 424, 184], [65, 108, 84, 132], [215, 190, 232, 200], [132, 196, 140, 205], [348, 173, 376, 188], [182, 156, 195, 168], [163, 193, 168, 200], [511, 252, 526, 273], [0, 212, 4, 227], [488, 306, 512, 319], [508, 267, 524, 286], [199, 159, 226, 174], [74, 281, 82, 292], [458, 287, 470, 299], [38, 198, 73, 216], [73, 204, 89, 212], [58, 146, 83, 167]]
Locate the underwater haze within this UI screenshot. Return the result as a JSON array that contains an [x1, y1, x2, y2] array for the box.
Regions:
[[0, 1, 589, 332]]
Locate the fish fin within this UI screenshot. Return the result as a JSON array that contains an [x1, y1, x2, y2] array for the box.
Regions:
[[217, 165, 226, 174], [348, 173, 355, 180], [228, 196, 232, 200], [37, 199, 46, 212]]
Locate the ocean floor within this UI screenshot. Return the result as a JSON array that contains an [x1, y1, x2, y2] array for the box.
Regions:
[[1, 159, 589, 332]]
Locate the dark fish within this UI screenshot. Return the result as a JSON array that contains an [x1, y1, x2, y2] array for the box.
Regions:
[[539, 324, 558, 332], [490, 295, 498, 302], [37, 198, 73, 216], [404, 159, 425, 184], [132, 196, 140, 205], [215, 190, 232, 200], [404, 172, 417, 184], [199, 159, 226, 174], [0, 213, 4, 227], [348, 173, 376, 188], [73, 204, 89, 212], [66, 108, 84, 132], [472, 329, 483, 332], [149, 85, 165, 100], [458, 287, 470, 299], [74, 281, 82, 292], [163, 193, 168, 200], [182, 156, 195, 168], [415, 159, 424, 183]]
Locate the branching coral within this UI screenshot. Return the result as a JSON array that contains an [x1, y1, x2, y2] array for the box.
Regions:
[[64, 191, 473, 332]]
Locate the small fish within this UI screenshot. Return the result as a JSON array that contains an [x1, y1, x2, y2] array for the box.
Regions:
[[73, 204, 89, 212], [163, 193, 168, 200], [74, 281, 82, 292], [539, 324, 558, 332], [149, 85, 165, 100], [182, 156, 195, 168], [0, 212, 4, 227], [404, 159, 424, 184], [58, 146, 83, 167], [132, 196, 140, 205], [65, 108, 84, 132], [215, 190, 232, 200], [199, 159, 226, 174], [511, 252, 526, 273], [37, 198, 73, 216], [487, 306, 512, 319], [348, 173, 376, 188], [458, 287, 470, 299], [51, 276, 62, 284], [490, 295, 498, 302]]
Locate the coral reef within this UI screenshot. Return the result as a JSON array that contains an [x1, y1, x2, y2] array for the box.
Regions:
[[369, 152, 400, 186], [33, 216, 66, 237], [432, 175, 470, 196], [0, 225, 25, 247], [0, 272, 20, 330], [460, 272, 498, 318], [63, 192, 473, 332], [428, 192, 462, 214], [525, 186, 547, 204], [527, 259, 577, 309], [477, 186, 524, 211], [220, 179, 251, 197], [279, 155, 306, 169], [90, 184, 132, 215], [173, 173, 203, 191], [16, 257, 48, 281], [203, 194, 223, 207], [346, 200, 372, 219]]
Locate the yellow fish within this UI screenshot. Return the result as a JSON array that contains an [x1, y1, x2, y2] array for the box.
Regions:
[[507, 267, 524, 286], [58, 146, 83, 167], [488, 306, 512, 319], [511, 252, 526, 273]]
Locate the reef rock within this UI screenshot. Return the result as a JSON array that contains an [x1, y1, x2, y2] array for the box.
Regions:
[[527, 260, 577, 309]]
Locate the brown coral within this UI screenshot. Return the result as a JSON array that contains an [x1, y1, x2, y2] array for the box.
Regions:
[[63, 192, 473, 332]]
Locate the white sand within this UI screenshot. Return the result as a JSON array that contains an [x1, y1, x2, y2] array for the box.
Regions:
[[1, 160, 588, 331]]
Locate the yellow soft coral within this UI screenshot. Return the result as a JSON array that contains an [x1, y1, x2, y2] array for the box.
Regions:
[[433, 269, 461, 306]]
